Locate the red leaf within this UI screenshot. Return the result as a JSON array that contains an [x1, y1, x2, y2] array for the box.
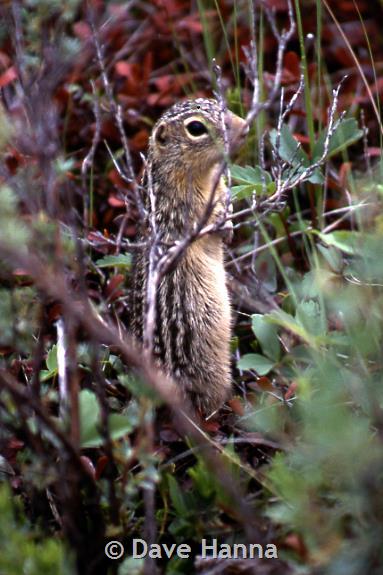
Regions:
[[12, 268, 30, 276], [0, 66, 17, 88], [201, 419, 220, 433], [115, 61, 133, 78], [48, 303, 63, 322], [256, 376, 274, 392], [108, 194, 125, 208], [367, 147, 382, 157], [95, 455, 109, 480], [285, 381, 298, 401], [339, 162, 352, 189], [176, 14, 204, 34], [227, 397, 244, 415], [73, 21, 91, 40], [2, 438, 24, 466], [294, 133, 310, 145], [0, 51, 10, 68], [266, 0, 289, 8], [108, 168, 127, 188], [283, 533, 307, 559], [284, 51, 300, 80], [105, 274, 125, 300], [147, 93, 177, 107], [130, 129, 149, 152], [141, 51, 153, 87]]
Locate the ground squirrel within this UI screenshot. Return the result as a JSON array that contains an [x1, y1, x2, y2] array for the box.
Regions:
[[131, 98, 247, 414]]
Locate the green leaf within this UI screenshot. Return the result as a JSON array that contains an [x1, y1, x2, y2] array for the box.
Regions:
[[304, 168, 324, 184], [237, 353, 275, 375], [316, 230, 358, 255], [312, 118, 363, 161], [0, 186, 17, 216], [55, 157, 75, 175], [96, 254, 132, 269], [189, 459, 215, 499], [167, 475, 189, 517], [316, 243, 344, 273], [39, 370, 55, 383], [252, 314, 281, 361], [231, 164, 272, 184], [0, 187, 31, 249], [40, 345, 58, 381], [108, 413, 135, 441], [296, 300, 326, 337], [290, 344, 313, 364], [118, 557, 144, 575], [269, 126, 323, 184], [118, 374, 161, 402], [0, 108, 12, 149], [268, 308, 319, 348], [168, 516, 193, 537], [0, 484, 72, 575], [46, 345, 58, 372], [79, 390, 101, 448], [79, 390, 134, 448], [118, 557, 145, 575], [270, 125, 309, 167], [231, 164, 275, 199]]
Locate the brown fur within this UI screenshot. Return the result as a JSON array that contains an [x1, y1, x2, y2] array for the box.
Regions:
[[131, 98, 246, 414]]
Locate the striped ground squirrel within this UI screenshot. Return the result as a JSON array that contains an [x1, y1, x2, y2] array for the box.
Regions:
[[131, 98, 247, 414]]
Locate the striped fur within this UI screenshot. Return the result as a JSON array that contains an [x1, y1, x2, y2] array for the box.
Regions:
[[131, 99, 246, 413]]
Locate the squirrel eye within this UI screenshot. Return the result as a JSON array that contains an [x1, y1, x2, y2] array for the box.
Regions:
[[185, 120, 208, 137]]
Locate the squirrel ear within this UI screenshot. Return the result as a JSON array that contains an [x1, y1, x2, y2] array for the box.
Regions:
[[154, 123, 167, 145]]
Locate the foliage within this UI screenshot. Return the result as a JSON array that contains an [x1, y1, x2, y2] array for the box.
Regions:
[[79, 389, 137, 448], [0, 483, 73, 575], [239, 174, 383, 572], [0, 1, 382, 575]]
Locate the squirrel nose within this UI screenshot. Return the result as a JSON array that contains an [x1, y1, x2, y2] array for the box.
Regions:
[[224, 111, 248, 152]]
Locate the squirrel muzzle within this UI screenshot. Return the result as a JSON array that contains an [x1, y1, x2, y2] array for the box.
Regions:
[[225, 111, 249, 154]]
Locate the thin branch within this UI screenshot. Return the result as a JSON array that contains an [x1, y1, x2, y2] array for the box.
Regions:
[[81, 81, 101, 228], [90, 13, 145, 219], [57, 317, 69, 421], [243, 0, 296, 129], [226, 202, 370, 267]]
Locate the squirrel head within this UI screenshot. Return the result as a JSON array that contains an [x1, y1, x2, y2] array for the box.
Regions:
[[148, 98, 247, 176]]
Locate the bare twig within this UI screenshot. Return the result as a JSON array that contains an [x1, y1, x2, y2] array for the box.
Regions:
[[57, 317, 69, 421], [213, 60, 231, 214], [243, 0, 296, 129], [90, 13, 145, 219], [81, 81, 101, 228], [270, 78, 347, 202], [226, 202, 370, 267]]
